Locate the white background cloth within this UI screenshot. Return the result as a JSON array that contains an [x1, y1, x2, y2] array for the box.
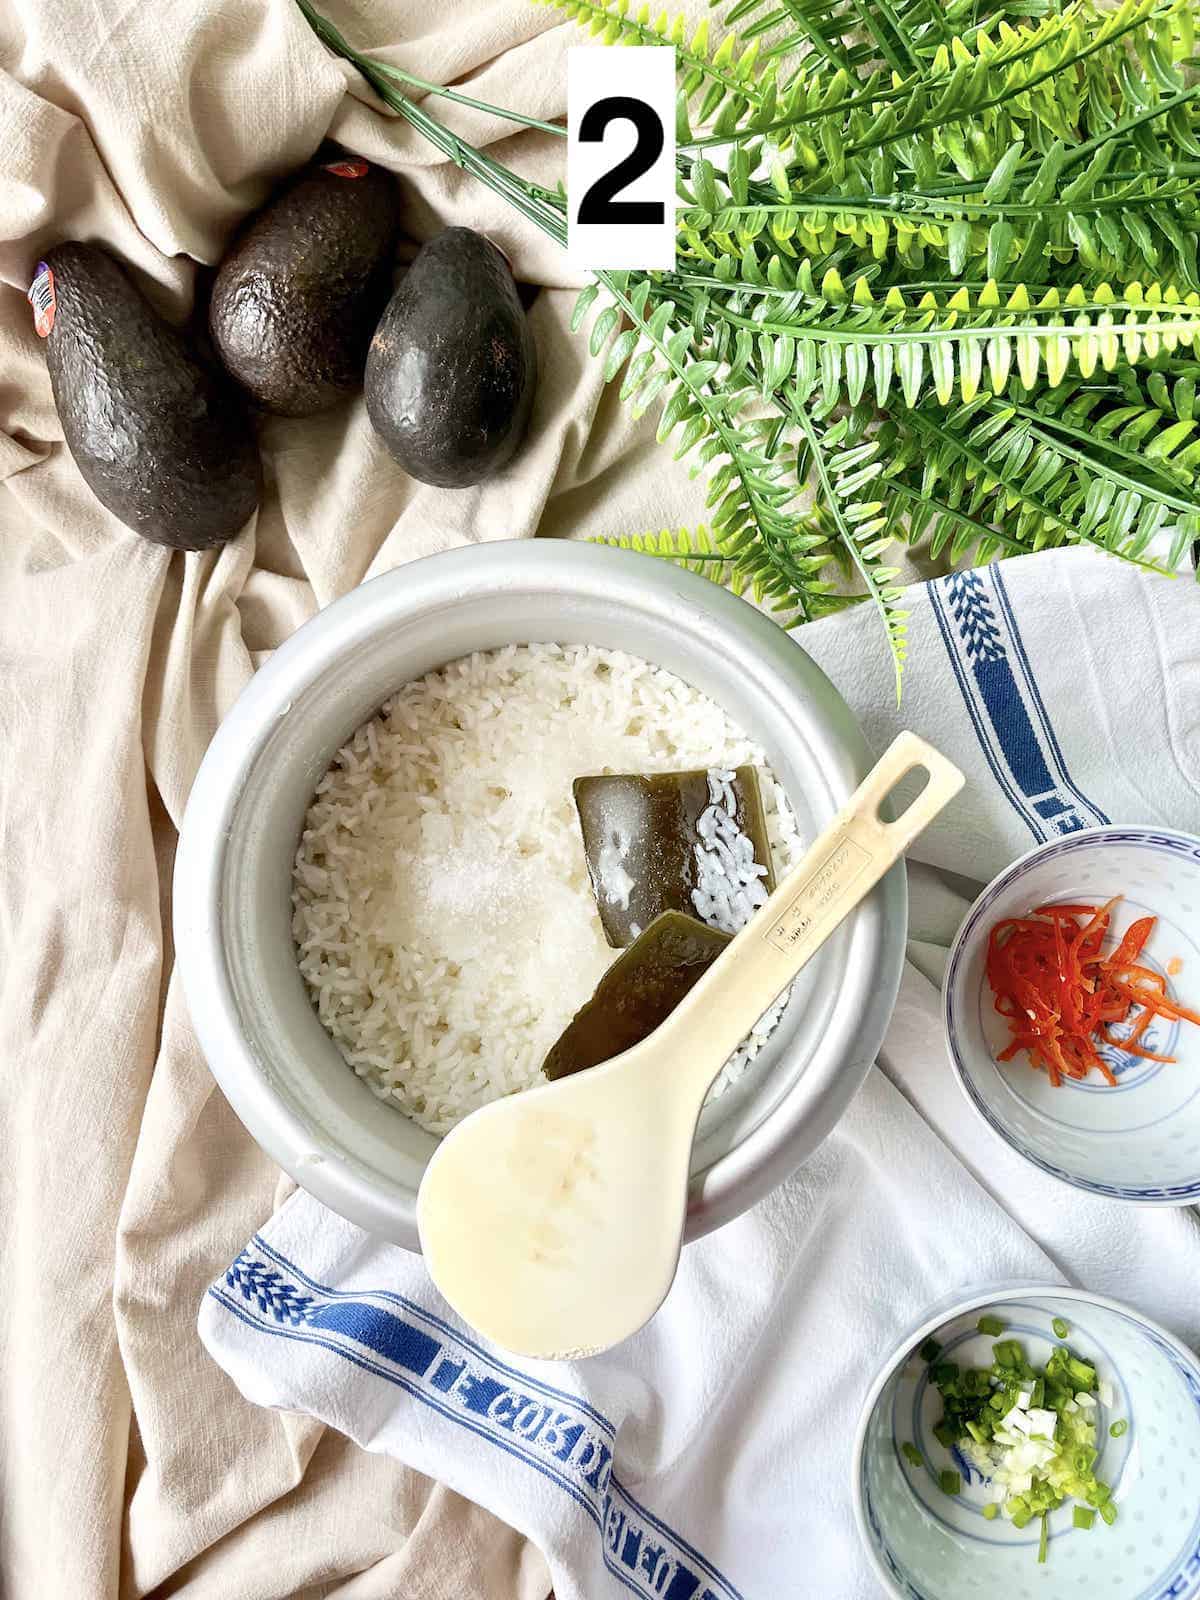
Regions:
[[202, 546, 1200, 1599]]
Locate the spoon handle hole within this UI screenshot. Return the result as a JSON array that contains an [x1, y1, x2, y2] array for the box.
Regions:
[[863, 733, 964, 851], [875, 762, 931, 824]]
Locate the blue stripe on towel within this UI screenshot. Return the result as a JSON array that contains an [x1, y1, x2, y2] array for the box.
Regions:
[[251, 1233, 617, 1437], [930, 568, 1108, 840], [991, 568, 1109, 829], [214, 1242, 745, 1600]]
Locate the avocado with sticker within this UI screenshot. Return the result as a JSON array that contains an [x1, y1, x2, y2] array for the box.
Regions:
[[35, 242, 260, 552]]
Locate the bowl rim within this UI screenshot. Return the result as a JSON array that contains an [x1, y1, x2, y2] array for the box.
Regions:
[[850, 1277, 1200, 1600], [174, 539, 909, 1249], [941, 824, 1200, 1207]]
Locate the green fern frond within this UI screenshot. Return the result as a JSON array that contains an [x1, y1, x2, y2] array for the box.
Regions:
[[299, 0, 1200, 697], [588, 518, 864, 614], [725, 0, 889, 75], [1013, 374, 1200, 490], [723, 0, 1131, 77], [685, 0, 1193, 150], [678, 160, 1200, 288], [671, 0, 1200, 287], [884, 391, 1200, 565], [795, 410, 909, 695], [533, 0, 776, 127], [587, 524, 765, 597], [583, 272, 843, 622], [589, 523, 725, 563], [1002, 374, 1200, 551], [687, 273, 1200, 407], [1114, 362, 1200, 426], [723, 0, 957, 76]]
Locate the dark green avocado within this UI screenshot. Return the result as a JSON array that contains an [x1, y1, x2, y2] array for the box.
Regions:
[[209, 153, 400, 416], [41, 242, 260, 551], [365, 227, 536, 487]]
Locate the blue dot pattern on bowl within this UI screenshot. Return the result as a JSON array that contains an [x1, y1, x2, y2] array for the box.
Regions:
[[861, 1297, 1200, 1600], [945, 831, 1200, 1200]]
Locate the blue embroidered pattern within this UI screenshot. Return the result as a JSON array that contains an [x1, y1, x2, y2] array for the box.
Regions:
[[209, 1237, 743, 1600], [944, 571, 1005, 663], [225, 1253, 315, 1325], [930, 567, 1109, 842]]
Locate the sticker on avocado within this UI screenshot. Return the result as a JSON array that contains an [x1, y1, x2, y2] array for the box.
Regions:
[[28, 261, 56, 337], [322, 157, 369, 179]]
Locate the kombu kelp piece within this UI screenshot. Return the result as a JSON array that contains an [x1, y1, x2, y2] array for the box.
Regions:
[[573, 765, 775, 948], [542, 911, 731, 1081]]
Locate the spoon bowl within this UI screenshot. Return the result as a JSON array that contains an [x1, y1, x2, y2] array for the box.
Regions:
[[418, 1042, 696, 1357], [419, 732, 965, 1357]]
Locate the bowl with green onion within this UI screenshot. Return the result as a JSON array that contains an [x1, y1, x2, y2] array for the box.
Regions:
[[852, 1284, 1200, 1600]]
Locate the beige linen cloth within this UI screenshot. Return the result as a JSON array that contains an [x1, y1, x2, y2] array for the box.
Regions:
[[0, 1, 715, 1594]]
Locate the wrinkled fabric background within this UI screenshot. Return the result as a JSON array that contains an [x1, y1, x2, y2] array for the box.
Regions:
[[0, 1, 723, 1593]]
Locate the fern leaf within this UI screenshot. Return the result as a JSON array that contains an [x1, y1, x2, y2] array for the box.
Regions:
[[533, 0, 777, 119], [796, 409, 909, 695], [582, 272, 839, 621], [588, 525, 757, 599], [589, 525, 756, 593], [688, 275, 1200, 407], [891, 393, 1196, 564]]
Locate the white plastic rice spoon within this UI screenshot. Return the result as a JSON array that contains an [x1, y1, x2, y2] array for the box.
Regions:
[[417, 731, 964, 1359]]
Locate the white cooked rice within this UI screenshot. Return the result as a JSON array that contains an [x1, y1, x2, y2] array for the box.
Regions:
[[292, 643, 803, 1135]]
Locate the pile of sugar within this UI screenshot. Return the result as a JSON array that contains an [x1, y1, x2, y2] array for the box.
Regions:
[[292, 643, 803, 1135]]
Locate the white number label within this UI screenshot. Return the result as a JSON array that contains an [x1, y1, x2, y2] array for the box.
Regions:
[[567, 47, 676, 272]]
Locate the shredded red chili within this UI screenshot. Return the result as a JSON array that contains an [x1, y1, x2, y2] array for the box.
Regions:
[[985, 897, 1200, 1087]]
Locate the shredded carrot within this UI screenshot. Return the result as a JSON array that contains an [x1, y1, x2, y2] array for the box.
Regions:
[[985, 896, 1196, 1087]]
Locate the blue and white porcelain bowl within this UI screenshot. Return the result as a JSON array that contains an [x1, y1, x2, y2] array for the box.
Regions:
[[853, 1284, 1200, 1600], [944, 827, 1200, 1202]]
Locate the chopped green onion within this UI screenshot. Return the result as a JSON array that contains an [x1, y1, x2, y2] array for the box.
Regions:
[[977, 1314, 1005, 1336], [927, 1330, 1115, 1561], [1070, 1443, 1098, 1474], [919, 1337, 942, 1362], [1067, 1356, 1097, 1389], [1052, 1317, 1070, 1339], [901, 1442, 923, 1467]]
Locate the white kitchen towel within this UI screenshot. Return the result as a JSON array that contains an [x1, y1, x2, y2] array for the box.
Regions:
[[200, 546, 1200, 1600]]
